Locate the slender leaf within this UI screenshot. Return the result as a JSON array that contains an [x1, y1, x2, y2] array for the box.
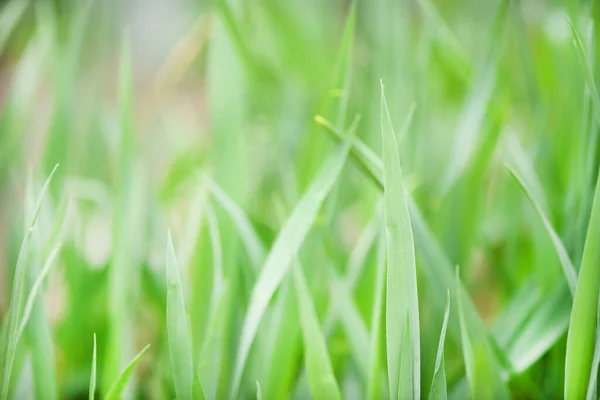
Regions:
[[256, 381, 262, 400], [231, 142, 350, 397], [381, 81, 420, 399], [166, 232, 195, 400], [367, 232, 386, 400], [1, 164, 58, 400], [506, 165, 577, 294], [104, 344, 151, 400], [294, 263, 342, 400], [429, 291, 450, 400], [89, 334, 97, 400]]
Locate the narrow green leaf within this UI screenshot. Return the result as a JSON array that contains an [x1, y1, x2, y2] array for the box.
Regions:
[[256, 381, 262, 400], [429, 291, 450, 400], [294, 264, 342, 400], [367, 233, 386, 400], [104, 344, 151, 400], [381, 81, 420, 399], [569, 17, 600, 126], [565, 148, 600, 399], [1, 164, 58, 400], [89, 334, 97, 400], [586, 295, 600, 400], [166, 232, 195, 400], [15, 243, 62, 343], [202, 174, 266, 270], [197, 283, 230, 400], [231, 142, 350, 397], [506, 165, 577, 295]]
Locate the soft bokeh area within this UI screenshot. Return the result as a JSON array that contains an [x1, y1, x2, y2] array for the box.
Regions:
[[0, 0, 598, 399]]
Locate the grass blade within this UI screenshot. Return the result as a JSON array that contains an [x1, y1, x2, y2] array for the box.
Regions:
[[197, 283, 230, 400], [367, 232, 386, 400], [429, 291, 450, 400], [294, 263, 342, 400], [104, 344, 151, 400], [256, 381, 262, 400], [231, 142, 350, 397], [506, 165, 577, 295], [1, 164, 58, 400], [15, 243, 62, 343], [166, 231, 196, 400], [565, 149, 600, 399], [89, 334, 97, 400], [381, 81, 420, 399], [586, 295, 600, 400]]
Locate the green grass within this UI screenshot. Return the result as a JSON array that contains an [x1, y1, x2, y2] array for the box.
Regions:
[[1, 0, 600, 399]]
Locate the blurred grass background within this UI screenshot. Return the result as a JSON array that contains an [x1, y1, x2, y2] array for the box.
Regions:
[[0, 0, 599, 398]]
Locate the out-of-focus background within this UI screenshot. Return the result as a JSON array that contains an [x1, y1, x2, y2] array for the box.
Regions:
[[0, 0, 598, 398]]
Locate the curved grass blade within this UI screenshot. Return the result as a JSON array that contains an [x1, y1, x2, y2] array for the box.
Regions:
[[367, 232, 386, 400], [202, 174, 266, 270], [293, 263, 342, 400], [381, 81, 420, 399], [15, 243, 62, 343], [1, 164, 58, 400], [565, 155, 600, 399], [104, 344, 151, 400], [231, 142, 350, 397], [89, 334, 97, 400], [166, 232, 196, 400], [429, 291, 450, 400], [506, 165, 577, 295]]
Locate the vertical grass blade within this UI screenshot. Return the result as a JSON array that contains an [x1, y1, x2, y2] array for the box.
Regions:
[[256, 381, 263, 400], [367, 233, 386, 400], [1, 164, 58, 400], [166, 232, 196, 400], [231, 142, 350, 397], [586, 295, 600, 400], [89, 334, 97, 400], [506, 165, 577, 294], [381, 81, 420, 399], [104, 344, 151, 400], [197, 283, 230, 400], [565, 148, 600, 399], [429, 291, 450, 400], [293, 263, 342, 400]]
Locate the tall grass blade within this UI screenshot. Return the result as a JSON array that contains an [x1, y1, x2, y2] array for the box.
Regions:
[[104, 344, 151, 400], [256, 381, 263, 400], [381, 81, 420, 399], [231, 142, 350, 397], [89, 334, 97, 400], [166, 232, 196, 400], [293, 263, 342, 400], [367, 233, 386, 400], [565, 150, 600, 399], [1, 164, 58, 400], [586, 295, 600, 400], [429, 291, 450, 400], [506, 165, 577, 294]]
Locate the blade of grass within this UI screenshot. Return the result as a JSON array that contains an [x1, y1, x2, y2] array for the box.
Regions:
[[89, 334, 97, 400], [1, 164, 58, 400], [367, 231, 386, 400], [104, 344, 151, 400], [257, 381, 262, 400], [506, 164, 577, 294], [197, 282, 230, 400], [166, 231, 196, 400], [586, 295, 600, 400], [293, 263, 342, 400], [381, 81, 420, 399], [565, 147, 600, 399], [231, 142, 350, 397], [429, 291, 450, 400]]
